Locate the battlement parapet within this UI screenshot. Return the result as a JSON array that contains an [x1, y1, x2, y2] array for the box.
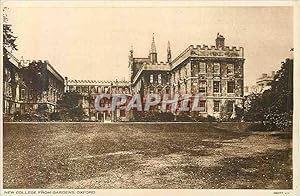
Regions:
[[19, 59, 64, 82], [141, 62, 170, 71], [189, 45, 243, 59], [133, 57, 150, 63], [20, 59, 50, 67], [66, 79, 131, 86], [171, 44, 244, 70], [190, 44, 243, 52]]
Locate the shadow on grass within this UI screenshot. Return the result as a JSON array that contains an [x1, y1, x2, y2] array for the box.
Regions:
[[179, 148, 292, 189], [3, 123, 291, 189]]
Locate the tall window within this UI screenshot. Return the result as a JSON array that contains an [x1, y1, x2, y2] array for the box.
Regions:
[[179, 69, 182, 79], [191, 79, 198, 94], [166, 88, 170, 95], [199, 100, 206, 112], [227, 101, 234, 112], [104, 87, 108, 93], [6, 84, 12, 97], [49, 89, 53, 101], [29, 89, 34, 99], [227, 64, 234, 75], [213, 63, 221, 74], [120, 109, 126, 117], [158, 74, 162, 84], [227, 81, 235, 93], [192, 63, 198, 76], [20, 89, 25, 100], [213, 101, 220, 112], [199, 62, 206, 74], [213, 81, 220, 93], [4, 68, 9, 80], [150, 74, 154, 83], [199, 81, 206, 93]]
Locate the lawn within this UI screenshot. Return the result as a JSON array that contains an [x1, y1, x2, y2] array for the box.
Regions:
[[3, 123, 292, 189]]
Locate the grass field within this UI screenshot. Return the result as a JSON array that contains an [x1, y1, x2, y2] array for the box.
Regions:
[[3, 123, 292, 189]]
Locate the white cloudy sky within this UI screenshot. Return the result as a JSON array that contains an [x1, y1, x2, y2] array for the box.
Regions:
[[4, 5, 293, 86]]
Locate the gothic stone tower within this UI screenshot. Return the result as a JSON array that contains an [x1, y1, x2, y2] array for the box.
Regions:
[[167, 40, 172, 63], [149, 33, 158, 64]]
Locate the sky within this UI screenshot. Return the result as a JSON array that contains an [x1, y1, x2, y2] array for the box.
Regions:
[[5, 6, 293, 86]]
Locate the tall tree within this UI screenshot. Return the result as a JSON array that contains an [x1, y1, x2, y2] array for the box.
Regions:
[[244, 57, 293, 130], [264, 58, 293, 129], [22, 61, 49, 93], [56, 92, 85, 121], [3, 7, 17, 57]]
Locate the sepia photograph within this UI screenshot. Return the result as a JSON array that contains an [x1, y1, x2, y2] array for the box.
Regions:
[[1, 1, 298, 196]]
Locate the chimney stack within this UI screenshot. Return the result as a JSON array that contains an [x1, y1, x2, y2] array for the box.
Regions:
[[215, 33, 225, 48]]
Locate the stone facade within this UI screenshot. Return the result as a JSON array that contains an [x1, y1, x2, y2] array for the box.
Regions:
[[3, 48, 64, 120], [129, 35, 171, 101], [3, 33, 245, 122], [129, 33, 245, 119], [20, 60, 64, 113], [65, 78, 131, 122], [3, 49, 26, 117]]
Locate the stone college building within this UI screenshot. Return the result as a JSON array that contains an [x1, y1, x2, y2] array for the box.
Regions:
[[129, 33, 245, 119], [3, 33, 245, 121]]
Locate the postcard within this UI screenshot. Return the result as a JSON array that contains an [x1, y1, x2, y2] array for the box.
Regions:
[[1, 1, 298, 196]]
